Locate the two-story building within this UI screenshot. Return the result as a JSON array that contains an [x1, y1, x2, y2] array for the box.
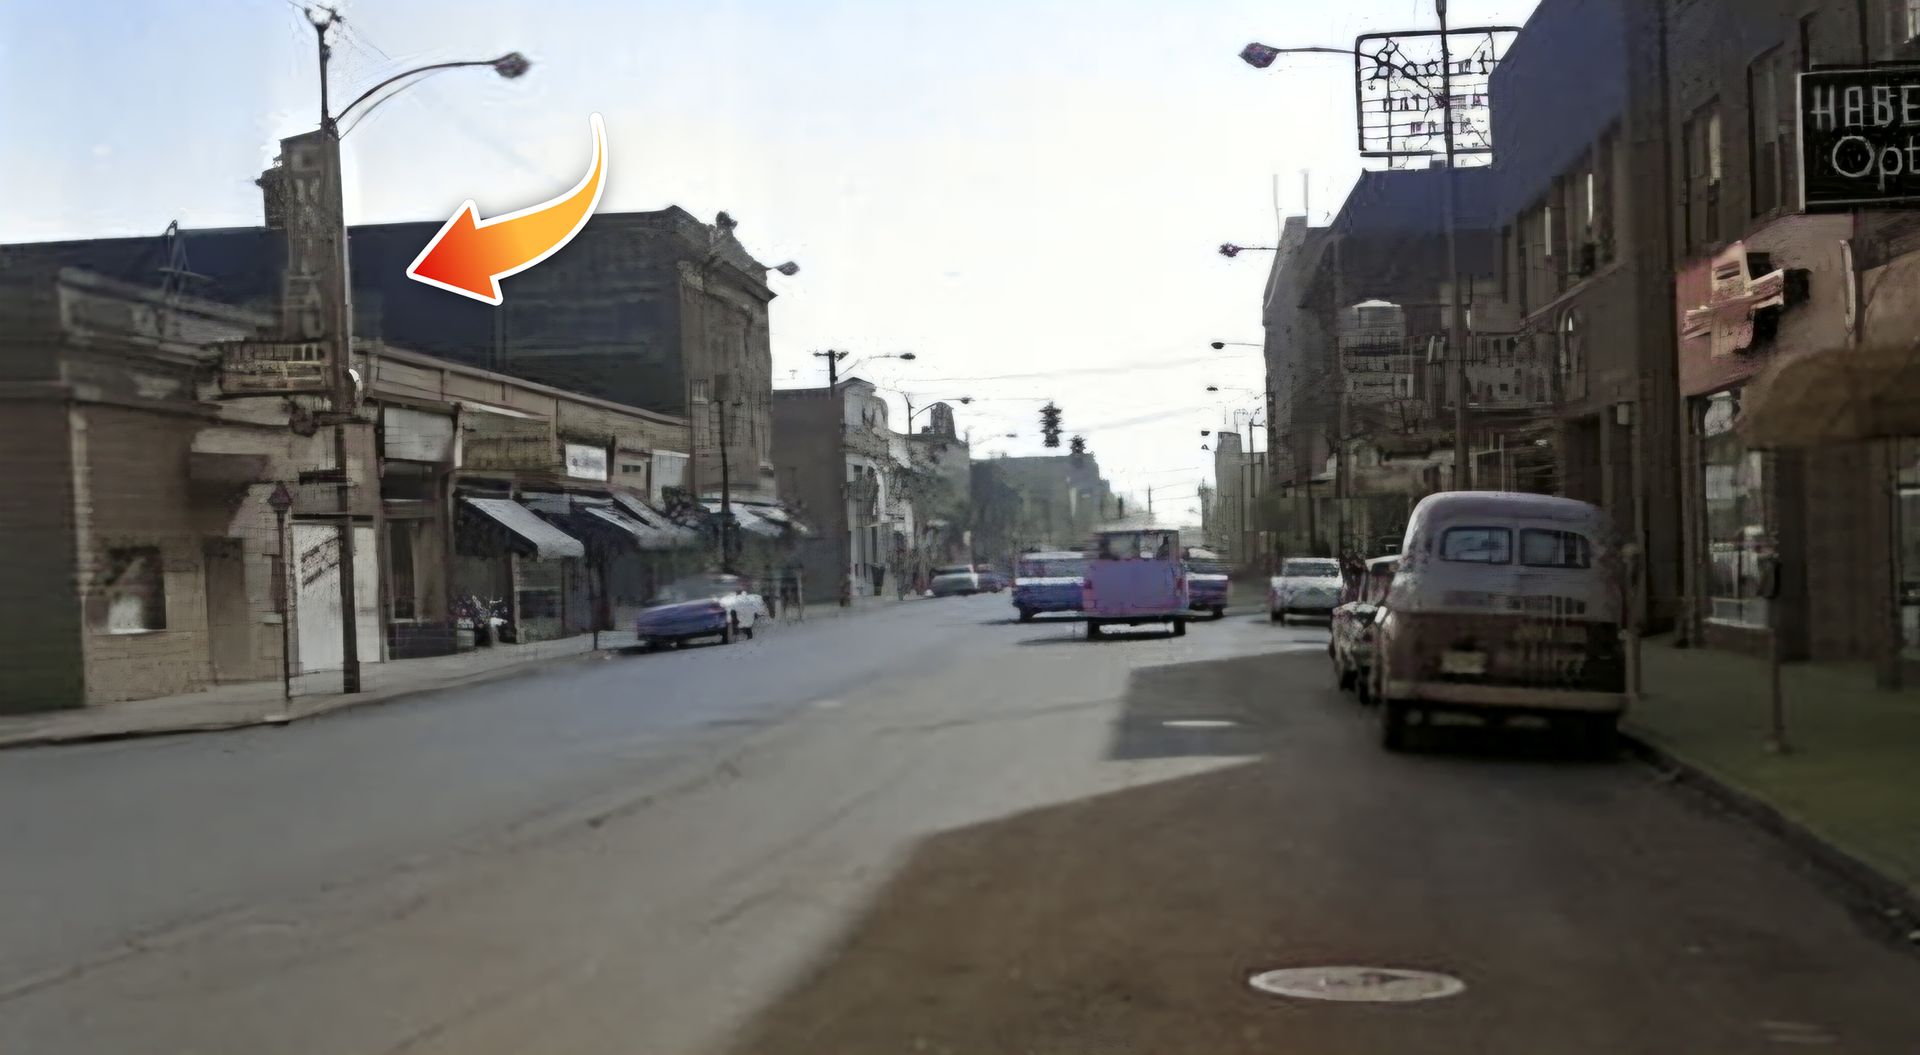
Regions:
[[0, 265, 697, 713]]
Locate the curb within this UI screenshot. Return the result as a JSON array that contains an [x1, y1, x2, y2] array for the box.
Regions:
[[1620, 727, 1920, 947], [0, 645, 627, 751], [0, 595, 924, 751]]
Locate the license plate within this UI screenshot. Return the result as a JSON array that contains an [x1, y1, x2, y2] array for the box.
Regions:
[[1440, 650, 1488, 675]]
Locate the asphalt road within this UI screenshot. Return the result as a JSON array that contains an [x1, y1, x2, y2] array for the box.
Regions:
[[2, 595, 1916, 1053]]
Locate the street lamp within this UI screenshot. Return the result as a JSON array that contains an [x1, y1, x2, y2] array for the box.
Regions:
[[1219, 243, 1278, 258], [770, 261, 800, 277], [1238, 6, 1503, 490], [818, 349, 915, 385], [1211, 340, 1261, 349], [298, 4, 530, 695], [905, 394, 972, 432]]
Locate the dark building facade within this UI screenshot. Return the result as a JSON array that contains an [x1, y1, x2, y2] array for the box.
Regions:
[[1, 205, 782, 503], [1488, 0, 1680, 631], [1662, 0, 1911, 670]]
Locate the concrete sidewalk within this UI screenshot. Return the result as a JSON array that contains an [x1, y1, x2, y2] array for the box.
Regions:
[[0, 593, 920, 749], [1626, 634, 1920, 918]]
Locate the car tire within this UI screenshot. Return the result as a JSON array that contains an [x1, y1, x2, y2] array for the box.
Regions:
[[1171, 618, 1187, 638], [1210, 606, 1225, 620], [1086, 620, 1103, 640], [1337, 663, 1357, 691], [1017, 607, 1035, 622], [1269, 608, 1282, 623], [1381, 699, 1410, 751]]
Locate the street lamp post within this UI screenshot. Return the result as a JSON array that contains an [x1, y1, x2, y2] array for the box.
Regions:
[[269, 482, 295, 703], [1240, 4, 1478, 490], [904, 394, 972, 433], [299, 5, 528, 693]]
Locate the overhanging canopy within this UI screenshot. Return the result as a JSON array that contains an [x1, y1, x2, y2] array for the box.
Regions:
[[611, 493, 701, 549], [462, 497, 585, 560], [1737, 342, 1920, 448]]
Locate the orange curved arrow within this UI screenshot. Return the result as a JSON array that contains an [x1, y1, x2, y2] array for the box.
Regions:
[[407, 113, 607, 305]]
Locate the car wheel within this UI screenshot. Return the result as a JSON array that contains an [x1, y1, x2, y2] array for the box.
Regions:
[[1171, 618, 1187, 638], [1210, 606, 1225, 620], [1017, 607, 1034, 622], [1086, 620, 1103, 640], [1381, 699, 1411, 751], [1269, 608, 1282, 623]]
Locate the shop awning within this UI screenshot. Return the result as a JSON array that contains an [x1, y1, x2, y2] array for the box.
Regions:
[[611, 493, 702, 549], [746, 503, 812, 536], [582, 504, 684, 550], [462, 497, 585, 560], [1738, 342, 1920, 448], [703, 501, 784, 539]]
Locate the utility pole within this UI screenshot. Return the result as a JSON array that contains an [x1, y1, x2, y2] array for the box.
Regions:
[[1439, 0, 1471, 490], [813, 348, 845, 386], [715, 373, 735, 573], [307, 5, 360, 693]]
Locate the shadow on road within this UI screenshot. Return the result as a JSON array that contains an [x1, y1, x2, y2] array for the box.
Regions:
[[719, 650, 1920, 1055]]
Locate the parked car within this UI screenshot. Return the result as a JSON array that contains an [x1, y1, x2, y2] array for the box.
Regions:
[[1269, 557, 1342, 623], [1331, 555, 1399, 700], [1013, 550, 1087, 620], [975, 565, 1009, 592], [930, 564, 985, 597], [1083, 528, 1189, 639], [1184, 554, 1230, 618], [634, 573, 767, 649], [1369, 491, 1626, 751]]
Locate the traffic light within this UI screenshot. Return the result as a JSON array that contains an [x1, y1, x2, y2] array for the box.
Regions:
[[1068, 435, 1086, 464], [1117, 497, 1126, 517], [1039, 402, 1063, 448]]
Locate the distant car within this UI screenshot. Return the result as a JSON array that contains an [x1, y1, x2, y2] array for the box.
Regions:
[[1185, 557, 1230, 618], [1331, 555, 1398, 700], [930, 564, 984, 597], [1013, 551, 1087, 620], [1269, 557, 1342, 624], [634, 573, 767, 648]]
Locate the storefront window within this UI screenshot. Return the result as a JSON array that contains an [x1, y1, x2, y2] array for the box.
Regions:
[[1898, 438, 1920, 660], [1702, 391, 1770, 627]]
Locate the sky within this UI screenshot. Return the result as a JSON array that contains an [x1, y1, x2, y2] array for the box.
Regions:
[[0, 0, 1539, 523]]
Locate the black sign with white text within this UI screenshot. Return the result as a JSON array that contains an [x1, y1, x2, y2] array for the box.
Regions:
[[1799, 66, 1920, 210]]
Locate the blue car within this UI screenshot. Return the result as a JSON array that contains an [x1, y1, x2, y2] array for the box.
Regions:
[[634, 573, 767, 649], [1012, 550, 1088, 622]]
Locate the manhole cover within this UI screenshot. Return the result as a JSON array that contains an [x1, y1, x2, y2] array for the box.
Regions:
[[1249, 966, 1465, 1003], [1162, 719, 1237, 729]]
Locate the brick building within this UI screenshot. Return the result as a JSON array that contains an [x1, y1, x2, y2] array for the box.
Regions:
[[3, 205, 785, 506], [0, 265, 695, 713], [1487, 0, 1680, 630], [1661, 0, 1918, 673]]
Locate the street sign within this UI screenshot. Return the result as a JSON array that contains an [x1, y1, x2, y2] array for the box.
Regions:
[[1352, 27, 1518, 161], [216, 339, 331, 396], [1798, 65, 1920, 210]]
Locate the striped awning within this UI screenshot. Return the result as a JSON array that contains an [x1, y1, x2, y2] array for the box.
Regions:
[[461, 497, 584, 560]]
